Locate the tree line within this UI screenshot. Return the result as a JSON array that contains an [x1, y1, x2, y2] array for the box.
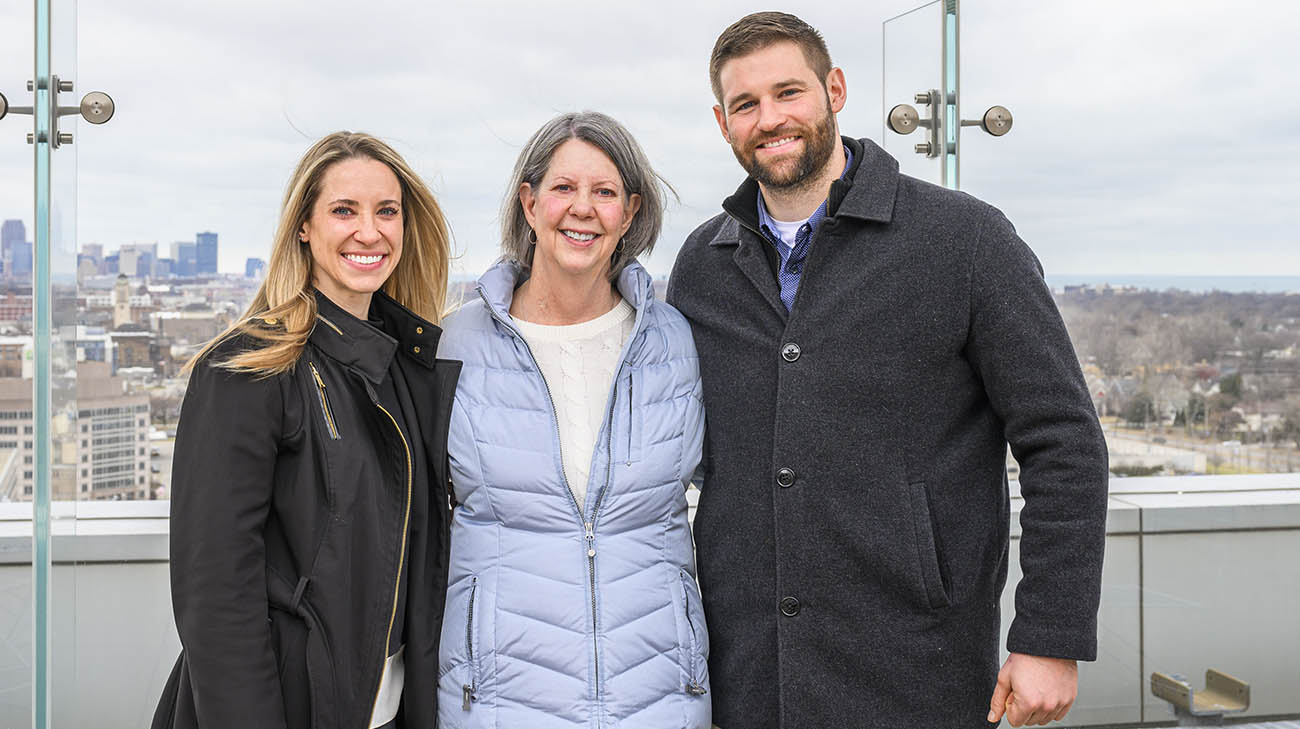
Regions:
[[1057, 288, 1300, 446]]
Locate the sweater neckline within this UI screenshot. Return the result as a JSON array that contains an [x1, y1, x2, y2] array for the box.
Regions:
[[511, 298, 634, 342]]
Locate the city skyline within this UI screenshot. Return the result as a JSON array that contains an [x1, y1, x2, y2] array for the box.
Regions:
[[4, 209, 1300, 290], [0, 218, 254, 279]]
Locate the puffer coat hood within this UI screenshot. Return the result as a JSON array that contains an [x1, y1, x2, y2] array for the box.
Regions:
[[436, 259, 710, 729]]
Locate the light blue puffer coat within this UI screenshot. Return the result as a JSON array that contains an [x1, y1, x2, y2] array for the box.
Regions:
[[436, 260, 710, 729]]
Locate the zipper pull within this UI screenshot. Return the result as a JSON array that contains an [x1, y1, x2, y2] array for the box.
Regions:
[[462, 684, 476, 711], [585, 521, 595, 557], [309, 361, 325, 389]]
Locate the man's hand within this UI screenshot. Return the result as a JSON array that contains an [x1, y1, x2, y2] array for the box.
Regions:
[[987, 653, 1078, 726]]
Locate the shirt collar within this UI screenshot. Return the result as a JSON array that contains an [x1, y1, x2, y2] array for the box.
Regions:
[[756, 143, 855, 246]]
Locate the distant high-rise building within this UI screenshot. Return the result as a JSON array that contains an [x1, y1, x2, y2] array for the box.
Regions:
[[171, 241, 196, 276], [245, 258, 266, 279], [136, 251, 155, 278], [103, 253, 119, 275], [195, 231, 218, 274], [118, 243, 158, 279], [2, 221, 30, 278], [0, 361, 149, 502], [81, 243, 104, 276], [1, 220, 24, 249], [77, 255, 98, 282], [8, 242, 32, 277], [118, 248, 140, 279]]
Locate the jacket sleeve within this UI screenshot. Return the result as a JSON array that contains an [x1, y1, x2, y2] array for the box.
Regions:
[[169, 354, 289, 728], [965, 210, 1110, 661], [665, 267, 710, 491]]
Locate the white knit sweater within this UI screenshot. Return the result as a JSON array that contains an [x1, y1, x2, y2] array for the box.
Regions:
[[513, 299, 635, 508]]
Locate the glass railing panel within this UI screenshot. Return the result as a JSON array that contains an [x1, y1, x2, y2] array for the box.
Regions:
[[1139, 511, 1300, 719], [47, 1, 85, 728], [882, 1, 945, 186], [0, 1, 36, 726], [1001, 530, 1144, 726], [33, 0, 72, 726]]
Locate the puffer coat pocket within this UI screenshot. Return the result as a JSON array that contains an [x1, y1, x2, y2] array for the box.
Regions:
[[616, 368, 642, 466], [673, 570, 709, 696], [439, 574, 483, 715], [463, 576, 481, 709]]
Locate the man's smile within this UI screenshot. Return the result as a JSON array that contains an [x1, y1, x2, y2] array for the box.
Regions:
[[758, 135, 800, 150]]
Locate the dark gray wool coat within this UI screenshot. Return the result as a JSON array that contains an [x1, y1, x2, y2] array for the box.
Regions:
[[665, 137, 1109, 729]]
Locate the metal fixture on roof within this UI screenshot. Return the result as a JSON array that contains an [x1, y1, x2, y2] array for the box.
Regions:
[[1151, 669, 1250, 726]]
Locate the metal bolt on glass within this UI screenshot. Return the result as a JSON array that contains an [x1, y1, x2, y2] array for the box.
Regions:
[[0, 76, 116, 146]]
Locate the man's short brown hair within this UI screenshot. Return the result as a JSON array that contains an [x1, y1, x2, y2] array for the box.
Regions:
[[709, 11, 833, 105]]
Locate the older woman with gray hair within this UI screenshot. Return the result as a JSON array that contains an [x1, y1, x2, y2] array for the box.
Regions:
[[436, 111, 710, 728]]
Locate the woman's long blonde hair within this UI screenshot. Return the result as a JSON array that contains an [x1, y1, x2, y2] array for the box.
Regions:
[[188, 132, 450, 377]]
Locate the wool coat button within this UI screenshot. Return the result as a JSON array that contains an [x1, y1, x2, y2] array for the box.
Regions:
[[779, 596, 801, 617], [413, 346, 421, 354], [781, 343, 801, 362], [776, 467, 796, 488]]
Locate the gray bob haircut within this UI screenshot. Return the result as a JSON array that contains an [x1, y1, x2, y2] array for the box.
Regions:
[[501, 111, 672, 279]]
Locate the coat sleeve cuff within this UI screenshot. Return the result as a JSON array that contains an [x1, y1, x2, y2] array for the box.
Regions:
[[1006, 617, 1098, 662]]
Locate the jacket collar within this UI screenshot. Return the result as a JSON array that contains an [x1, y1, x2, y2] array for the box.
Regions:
[[834, 137, 898, 223], [714, 136, 897, 247], [309, 289, 440, 385], [475, 257, 655, 334]]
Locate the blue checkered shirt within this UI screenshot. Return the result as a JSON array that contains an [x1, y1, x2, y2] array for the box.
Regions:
[[757, 145, 854, 311]]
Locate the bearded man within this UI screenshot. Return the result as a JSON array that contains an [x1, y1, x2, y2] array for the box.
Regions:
[[666, 11, 1110, 729]]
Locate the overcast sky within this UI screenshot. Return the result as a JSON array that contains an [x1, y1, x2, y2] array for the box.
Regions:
[[1, 0, 1297, 280]]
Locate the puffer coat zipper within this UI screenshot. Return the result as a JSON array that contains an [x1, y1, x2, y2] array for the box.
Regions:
[[475, 286, 642, 711]]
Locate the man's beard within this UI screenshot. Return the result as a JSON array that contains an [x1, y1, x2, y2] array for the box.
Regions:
[[732, 102, 838, 193]]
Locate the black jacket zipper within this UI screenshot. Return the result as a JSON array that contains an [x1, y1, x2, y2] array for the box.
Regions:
[[370, 402, 412, 719], [308, 361, 341, 439]]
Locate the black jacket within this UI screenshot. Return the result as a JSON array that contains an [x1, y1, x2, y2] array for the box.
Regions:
[[152, 291, 461, 729], [666, 138, 1109, 728]]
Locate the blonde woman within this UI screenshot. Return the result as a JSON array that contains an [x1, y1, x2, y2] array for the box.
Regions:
[[152, 132, 461, 729]]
